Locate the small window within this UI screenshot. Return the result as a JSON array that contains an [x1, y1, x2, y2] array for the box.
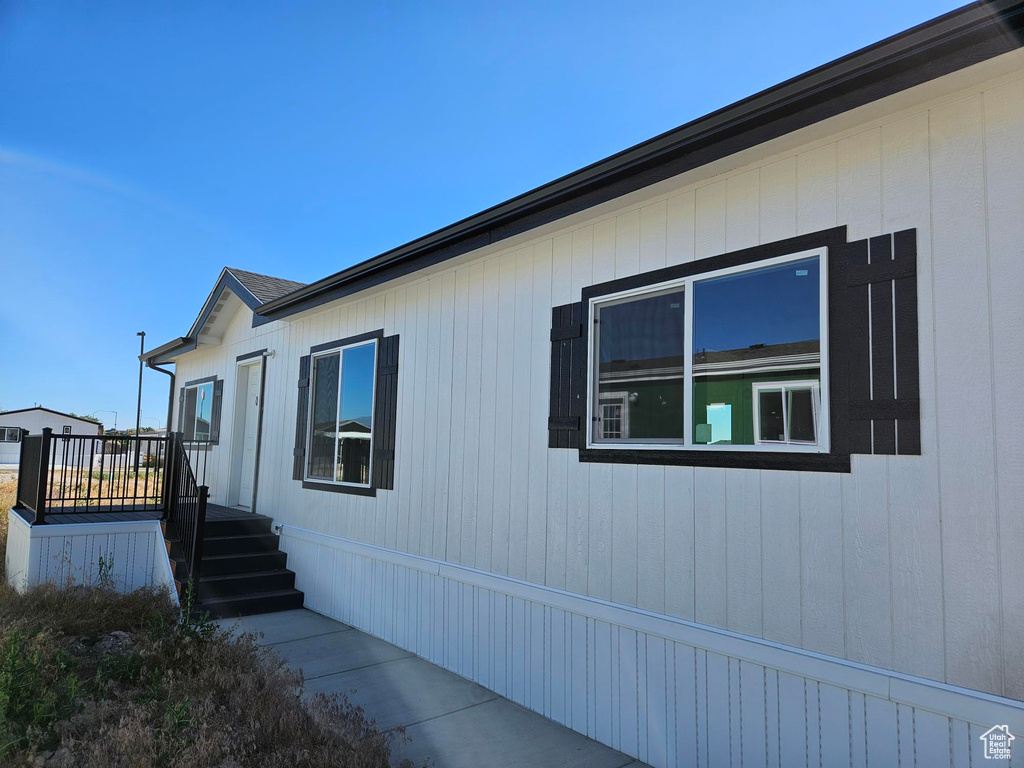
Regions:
[[589, 249, 829, 453], [753, 382, 820, 445], [0, 427, 20, 443], [307, 339, 377, 487], [183, 381, 214, 441]]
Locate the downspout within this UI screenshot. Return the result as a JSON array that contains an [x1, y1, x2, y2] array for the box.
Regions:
[[145, 360, 176, 434]]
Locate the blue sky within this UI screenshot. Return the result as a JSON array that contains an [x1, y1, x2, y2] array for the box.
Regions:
[[0, 0, 961, 430]]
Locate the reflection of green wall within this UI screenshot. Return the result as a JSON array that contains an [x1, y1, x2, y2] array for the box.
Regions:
[[599, 379, 685, 439], [692, 368, 818, 445]]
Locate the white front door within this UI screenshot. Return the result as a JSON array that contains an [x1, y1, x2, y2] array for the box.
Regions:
[[236, 363, 261, 508]]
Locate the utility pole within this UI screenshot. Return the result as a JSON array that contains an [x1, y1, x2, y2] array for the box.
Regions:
[[135, 331, 145, 471]]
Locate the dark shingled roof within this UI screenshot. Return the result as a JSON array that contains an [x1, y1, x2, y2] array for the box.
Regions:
[[225, 267, 306, 304]]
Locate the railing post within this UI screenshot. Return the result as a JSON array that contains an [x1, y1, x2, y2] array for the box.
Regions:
[[35, 428, 51, 525], [161, 434, 176, 520], [192, 485, 209, 580], [14, 429, 28, 509]]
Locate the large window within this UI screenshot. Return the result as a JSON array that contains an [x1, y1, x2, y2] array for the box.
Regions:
[[183, 381, 214, 441], [0, 427, 20, 443], [307, 338, 377, 487], [588, 249, 829, 453]]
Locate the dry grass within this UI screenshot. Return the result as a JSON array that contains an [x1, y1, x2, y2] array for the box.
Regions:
[[1, 470, 14, 583], [0, 586, 419, 768], [45, 468, 164, 509], [0, 471, 419, 768]]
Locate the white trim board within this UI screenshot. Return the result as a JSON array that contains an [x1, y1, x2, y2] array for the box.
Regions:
[[280, 524, 1024, 733]]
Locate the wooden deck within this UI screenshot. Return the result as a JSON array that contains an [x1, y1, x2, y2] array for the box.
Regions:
[[14, 503, 252, 526]]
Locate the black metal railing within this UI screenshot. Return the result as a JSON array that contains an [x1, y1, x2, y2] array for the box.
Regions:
[[13, 430, 209, 580], [163, 432, 209, 579], [39, 433, 168, 517], [181, 439, 210, 487], [15, 430, 47, 516]]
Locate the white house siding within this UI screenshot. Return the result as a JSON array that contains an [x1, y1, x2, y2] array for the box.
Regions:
[[171, 52, 1024, 738], [0, 409, 103, 466], [3, 510, 177, 600], [279, 526, 1024, 768]]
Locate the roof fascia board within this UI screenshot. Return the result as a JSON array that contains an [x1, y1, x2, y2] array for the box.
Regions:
[[141, 337, 196, 365], [256, 0, 1024, 320]]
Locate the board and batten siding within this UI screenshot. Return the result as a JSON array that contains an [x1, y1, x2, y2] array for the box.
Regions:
[[4, 511, 178, 599], [171, 58, 1024, 719]]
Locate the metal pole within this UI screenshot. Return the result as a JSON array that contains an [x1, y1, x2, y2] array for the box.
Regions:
[[135, 331, 145, 472]]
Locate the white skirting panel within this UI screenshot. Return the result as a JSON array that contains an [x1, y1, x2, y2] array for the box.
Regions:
[[4, 509, 178, 603], [281, 525, 1024, 768]]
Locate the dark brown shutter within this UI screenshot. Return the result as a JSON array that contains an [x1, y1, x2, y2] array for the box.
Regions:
[[548, 301, 585, 449], [372, 334, 400, 490], [209, 378, 224, 444], [177, 389, 185, 434], [833, 229, 920, 456], [293, 355, 311, 481]]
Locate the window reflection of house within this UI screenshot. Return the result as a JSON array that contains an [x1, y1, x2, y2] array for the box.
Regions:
[[597, 355, 683, 440], [308, 418, 371, 484], [336, 419, 372, 485], [693, 339, 820, 445], [597, 340, 821, 445]]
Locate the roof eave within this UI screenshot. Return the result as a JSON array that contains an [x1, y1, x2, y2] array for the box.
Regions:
[[141, 337, 195, 365]]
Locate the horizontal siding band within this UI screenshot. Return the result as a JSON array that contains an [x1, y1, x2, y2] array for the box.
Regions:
[[279, 524, 1024, 731]]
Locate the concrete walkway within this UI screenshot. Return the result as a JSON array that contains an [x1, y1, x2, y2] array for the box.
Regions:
[[217, 609, 645, 768]]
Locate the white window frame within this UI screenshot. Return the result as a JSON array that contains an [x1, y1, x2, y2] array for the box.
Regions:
[[305, 338, 378, 489], [0, 427, 20, 443], [598, 391, 630, 439], [586, 247, 830, 454], [751, 380, 822, 446], [182, 381, 214, 442]]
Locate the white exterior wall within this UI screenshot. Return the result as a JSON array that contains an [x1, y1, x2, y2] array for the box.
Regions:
[[0, 409, 103, 466], [4, 509, 177, 601], [169, 53, 1024, 763]]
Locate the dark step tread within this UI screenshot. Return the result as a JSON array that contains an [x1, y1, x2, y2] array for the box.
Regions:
[[199, 588, 303, 607], [199, 568, 294, 583], [190, 552, 287, 564], [198, 588, 305, 619], [210, 512, 274, 521], [203, 532, 279, 543]]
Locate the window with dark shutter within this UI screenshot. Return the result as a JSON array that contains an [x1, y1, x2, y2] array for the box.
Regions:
[[179, 376, 223, 444], [292, 355, 311, 481], [548, 302, 585, 449], [547, 227, 921, 472], [372, 334, 400, 490], [832, 229, 920, 456], [293, 330, 400, 493], [209, 379, 224, 444]]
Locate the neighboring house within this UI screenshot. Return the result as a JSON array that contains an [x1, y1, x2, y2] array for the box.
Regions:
[[0, 407, 103, 467], [8, 3, 1024, 765]]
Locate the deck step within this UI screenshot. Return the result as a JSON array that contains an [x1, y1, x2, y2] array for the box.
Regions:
[[198, 589, 305, 619], [197, 569, 296, 600], [177, 551, 288, 577], [202, 532, 281, 556], [203, 515, 273, 537], [160, 509, 303, 618]]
